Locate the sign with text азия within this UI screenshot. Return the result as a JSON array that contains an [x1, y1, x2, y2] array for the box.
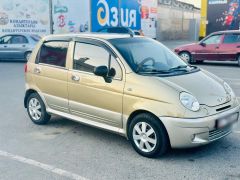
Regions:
[[0, 0, 50, 36], [91, 0, 141, 32]]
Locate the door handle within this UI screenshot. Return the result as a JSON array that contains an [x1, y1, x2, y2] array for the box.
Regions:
[[22, 45, 26, 47], [72, 74, 80, 81], [237, 46, 240, 48], [4, 45, 7, 48], [34, 67, 41, 74], [215, 46, 219, 49]]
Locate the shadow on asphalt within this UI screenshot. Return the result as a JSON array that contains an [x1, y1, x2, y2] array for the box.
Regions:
[[46, 116, 235, 161]]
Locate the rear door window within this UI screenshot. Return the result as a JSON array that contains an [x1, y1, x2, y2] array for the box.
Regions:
[[10, 35, 28, 44], [223, 34, 240, 44], [38, 41, 69, 68]]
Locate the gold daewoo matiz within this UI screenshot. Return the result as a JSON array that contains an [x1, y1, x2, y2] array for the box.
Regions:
[[24, 33, 240, 158]]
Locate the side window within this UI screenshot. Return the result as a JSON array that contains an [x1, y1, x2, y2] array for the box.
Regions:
[[203, 35, 222, 45], [73, 42, 122, 79], [10, 36, 28, 44], [39, 41, 69, 67], [110, 56, 122, 79], [0, 36, 12, 44], [73, 43, 109, 73], [223, 34, 240, 44]]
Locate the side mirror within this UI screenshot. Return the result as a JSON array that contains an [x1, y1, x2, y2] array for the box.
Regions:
[[93, 66, 108, 77], [199, 42, 206, 47], [108, 68, 116, 78]]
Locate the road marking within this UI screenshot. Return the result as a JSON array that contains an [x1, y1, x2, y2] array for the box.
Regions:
[[0, 150, 88, 180], [222, 77, 240, 81]]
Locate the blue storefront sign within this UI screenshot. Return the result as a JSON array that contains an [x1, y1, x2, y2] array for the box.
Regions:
[[91, 0, 141, 32], [119, 0, 141, 30]]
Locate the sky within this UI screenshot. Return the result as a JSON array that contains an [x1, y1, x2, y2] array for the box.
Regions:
[[178, 0, 201, 8]]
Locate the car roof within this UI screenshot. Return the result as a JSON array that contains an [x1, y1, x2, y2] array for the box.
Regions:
[[212, 30, 240, 35], [43, 33, 134, 41], [0, 34, 35, 38]]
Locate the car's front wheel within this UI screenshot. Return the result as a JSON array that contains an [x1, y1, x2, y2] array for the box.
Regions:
[[238, 55, 240, 67], [179, 52, 192, 64], [27, 93, 51, 125], [129, 113, 169, 158]]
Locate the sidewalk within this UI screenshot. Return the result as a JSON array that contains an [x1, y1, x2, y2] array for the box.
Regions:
[[160, 40, 196, 50]]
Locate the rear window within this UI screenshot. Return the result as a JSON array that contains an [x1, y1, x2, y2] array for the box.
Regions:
[[38, 41, 69, 67], [223, 34, 240, 44]]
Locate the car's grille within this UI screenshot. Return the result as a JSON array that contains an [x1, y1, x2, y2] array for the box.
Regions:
[[209, 126, 232, 141]]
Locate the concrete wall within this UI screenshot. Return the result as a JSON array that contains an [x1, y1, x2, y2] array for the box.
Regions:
[[156, 4, 200, 41]]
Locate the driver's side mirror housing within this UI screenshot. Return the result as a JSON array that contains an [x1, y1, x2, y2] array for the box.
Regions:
[[93, 66, 115, 83], [199, 42, 206, 47], [94, 66, 108, 77]]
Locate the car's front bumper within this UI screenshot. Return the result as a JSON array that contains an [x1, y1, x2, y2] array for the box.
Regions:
[[160, 105, 240, 148]]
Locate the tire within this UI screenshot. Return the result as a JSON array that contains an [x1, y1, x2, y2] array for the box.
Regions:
[[25, 52, 32, 61], [27, 93, 51, 125], [128, 113, 169, 158], [179, 52, 193, 64], [238, 55, 240, 67]]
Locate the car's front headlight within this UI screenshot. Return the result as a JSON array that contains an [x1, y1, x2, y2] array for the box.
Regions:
[[224, 82, 235, 97], [180, 92, 200, 112]]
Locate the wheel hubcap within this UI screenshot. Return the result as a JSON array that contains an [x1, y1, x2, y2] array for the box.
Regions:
[[28, 98, 42, 121], [180, 53, 190, 62], [133, 122, 157, 153]]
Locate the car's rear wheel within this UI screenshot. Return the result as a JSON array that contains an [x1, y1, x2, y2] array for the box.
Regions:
[[179, 52, 193, 64], [128, 113, 169, 158], [25, 52, 32, 61], [27, 93, 51, 125]]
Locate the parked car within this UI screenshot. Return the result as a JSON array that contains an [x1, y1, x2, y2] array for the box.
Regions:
[[24, 33, 239, 158], [174, 30, 240, 66], [0, 34, 41, 61], [97, 27, 142, 36]]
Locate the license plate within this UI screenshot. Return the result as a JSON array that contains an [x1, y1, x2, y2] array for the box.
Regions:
[[216, 113, 239, 129]]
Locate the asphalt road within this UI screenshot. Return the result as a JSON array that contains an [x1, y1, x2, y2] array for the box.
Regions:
[[0, 60, 240, 180]]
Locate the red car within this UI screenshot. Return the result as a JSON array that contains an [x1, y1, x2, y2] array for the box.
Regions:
[[174, 30, 240, 66]]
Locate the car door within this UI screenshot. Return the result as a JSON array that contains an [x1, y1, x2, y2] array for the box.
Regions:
[[68, 40, 125, 128], [194, 34, 223, 61], [32, 41, 69, 113], [217, 33, 240, 61]]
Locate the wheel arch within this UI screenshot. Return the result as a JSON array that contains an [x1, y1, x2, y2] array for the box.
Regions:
[[126, 110, 170, 143], [24, 89, 38, 108]]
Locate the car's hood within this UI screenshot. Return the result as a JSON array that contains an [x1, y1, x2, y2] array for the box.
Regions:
[[157, 70, 230, 107], [175, 43, 197, 50]]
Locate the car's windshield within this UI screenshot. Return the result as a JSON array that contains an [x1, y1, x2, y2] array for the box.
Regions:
[[109, 38, 197, 76]]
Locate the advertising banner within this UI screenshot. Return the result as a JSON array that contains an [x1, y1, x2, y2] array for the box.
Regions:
[[119, 0, 141, 30], [52, 0, 90, 34], [91, 0, 141, 32], [141, 0, 158, 38], [207, 0, 240, 35], [0, 0, 50, 36]]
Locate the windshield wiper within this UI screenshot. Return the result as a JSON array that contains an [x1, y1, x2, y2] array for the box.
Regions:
[[138, 69, 171, 74], [168, 65, 188, 72]]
